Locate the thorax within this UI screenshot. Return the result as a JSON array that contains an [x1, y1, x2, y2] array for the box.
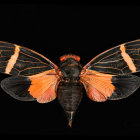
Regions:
[[59, 58, 82, 83]]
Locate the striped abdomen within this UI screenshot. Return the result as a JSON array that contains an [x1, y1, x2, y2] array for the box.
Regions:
[[57, 81, 83, 126]]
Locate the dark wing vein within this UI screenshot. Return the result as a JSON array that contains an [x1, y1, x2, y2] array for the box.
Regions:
[[0, 41, 58, 76], [82, 39, 140, 75], [19, 52, 48, 66]]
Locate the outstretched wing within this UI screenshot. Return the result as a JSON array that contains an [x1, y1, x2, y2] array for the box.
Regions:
[[81, 39, 140, 101], [83, 39, 140, 75], [0, 41, 58, 76], [81, 70, 140, 101], [1, 70, 60, 103], [0, 41, 60, 103]]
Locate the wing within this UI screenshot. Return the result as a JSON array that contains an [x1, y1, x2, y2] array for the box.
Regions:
[[80, 70, 140, 101], [0, 41, 58, 76], [1, 69, 60, 103], [81, 39, 140, 101], [0, 41, 61, 103], [83, 39, 140, 75]]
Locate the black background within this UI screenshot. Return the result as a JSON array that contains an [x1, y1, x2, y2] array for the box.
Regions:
[[0, 2, 140, 136]]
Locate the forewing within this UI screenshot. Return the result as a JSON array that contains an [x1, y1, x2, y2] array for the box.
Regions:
[[83, 39, 140, 75], [0, 41, 58, 76]]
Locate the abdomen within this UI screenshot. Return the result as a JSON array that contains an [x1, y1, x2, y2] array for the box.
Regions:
[[57, 81, 83, 113]]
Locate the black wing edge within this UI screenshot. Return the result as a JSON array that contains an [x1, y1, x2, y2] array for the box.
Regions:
[[109, 74, 140, 100], [1, 76, 35, 101]]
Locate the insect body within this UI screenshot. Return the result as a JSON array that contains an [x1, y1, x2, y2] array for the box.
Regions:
[[0, 40, 140, 127], [57, 56, 83, 126]]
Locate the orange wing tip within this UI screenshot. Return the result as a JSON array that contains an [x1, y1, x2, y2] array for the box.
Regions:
[[60, 54, 80, 62]]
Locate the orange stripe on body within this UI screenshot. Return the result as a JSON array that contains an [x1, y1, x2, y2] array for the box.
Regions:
[[5, 45, 20, 74], [120, 44, 136, 72]]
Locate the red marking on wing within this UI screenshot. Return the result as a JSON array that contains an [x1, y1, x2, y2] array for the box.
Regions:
[[85, 83, 107, 101], [28, 69, 61, 103], [80, 70, 115, 102], [60, 54, 80, 62], [37, 79, 58, 103]]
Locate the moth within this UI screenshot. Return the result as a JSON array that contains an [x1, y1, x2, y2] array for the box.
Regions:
[[0, 40, 140, 127]]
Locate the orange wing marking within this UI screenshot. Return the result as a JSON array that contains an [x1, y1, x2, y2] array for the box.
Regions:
[[5, 45, 20, 74], [28, 69, 60, 103], [120, 44, 136, 72], [80, 70, 115, 102]]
